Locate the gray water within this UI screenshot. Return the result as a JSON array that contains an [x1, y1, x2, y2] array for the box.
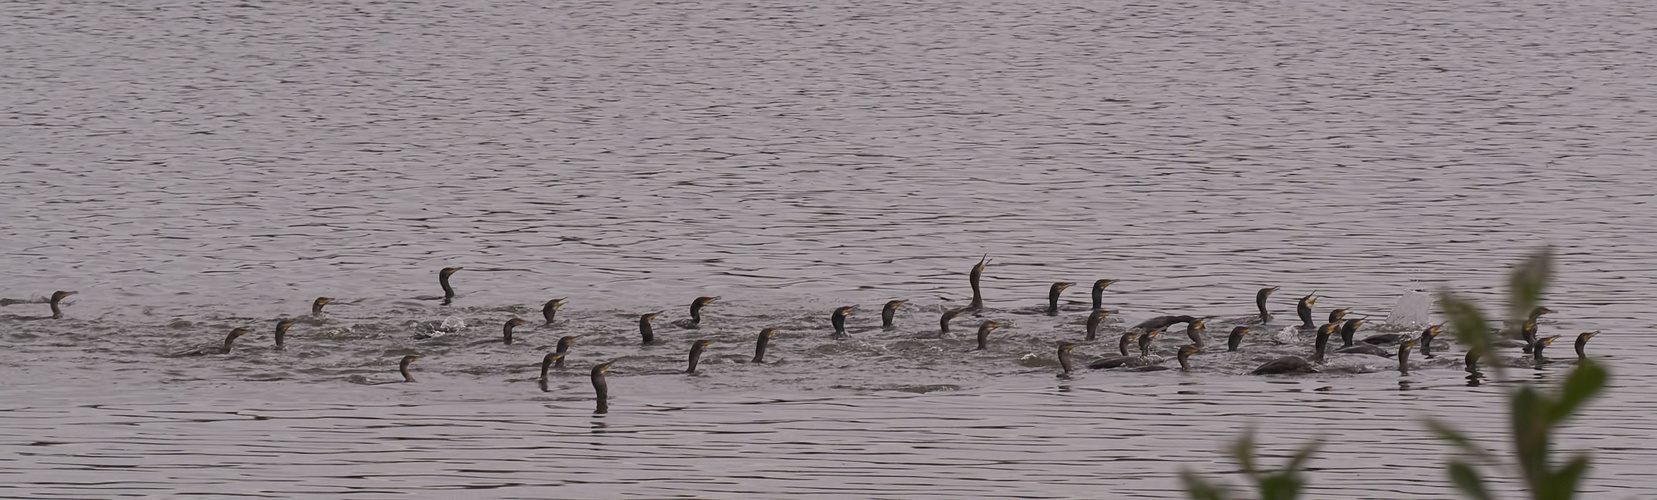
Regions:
[[3, 0, 1656, 497]]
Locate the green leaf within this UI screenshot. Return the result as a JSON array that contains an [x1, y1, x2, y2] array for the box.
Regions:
[[1282, 439, 1323, 474], [1447, 461, 1494, 500], [1550, 360, 1609, 424], [1257, 475, 1303, 500], [1508, 247, 1553, 324], [1180, 469, 1230, 500], [1511, 385, 1551, 488], [1538, 454, 1590, 500], [1425, 418, 1490, 459], [1230, 430, 1259, 477], [1438, 290, 1498, 369]]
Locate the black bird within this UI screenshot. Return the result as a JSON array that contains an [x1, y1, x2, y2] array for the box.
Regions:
[[1418, 323, 1444, 358], [1327, 308, 1350, 325], [591, 362, 613, 414], [1088, 330, 1162, 369], [274, 320, 295, 349], [1336, 318, 1389, 357], [539, 352, 564, 383], [687, 339, 712, 374], [639, 312, 663, 344], [673, 296, 721, 329], [1520, 319, 1540, 353], [1132, 315, 1198, 332], [1465, 350, 1483, 375], [1085, 309, 1113, 341], [1057, 342, 1078, 377], [399, 355, 421, 383], [311, 297, 333, 316], [173, 327, 250, 356], [1046, 282, 1074, 315], [1397, 338, 1418, 375], [1296, 292, 1319, 328], [1255, 287, 1279, 323], [753, 328, 779, 364], [1091, 279, 1117, 310], [966, 255, 990, 312], [542, 298, 567, 325], [831, 305, 858, 337], [974, 321, 1005, 351], [501, 317, 528, 345], [1251, 324, 1334, 375], [1183, 318, 1210, 351], [882, 300, 906, 328], [940, 308, 965, 336], [1531, 335, 1561, 363], [438, 267, 461, 305], [1575, 331, 1599, 360], [553, 335, 581, 369], [1227, 326, 1250, 352]]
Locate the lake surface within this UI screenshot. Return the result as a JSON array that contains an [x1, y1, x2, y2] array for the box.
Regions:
[[3, 0, 1655, 497]]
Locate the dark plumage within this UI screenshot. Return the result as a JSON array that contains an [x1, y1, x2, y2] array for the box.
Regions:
[[1046, 282, 1074, 315], [882, 300, 906, 328]]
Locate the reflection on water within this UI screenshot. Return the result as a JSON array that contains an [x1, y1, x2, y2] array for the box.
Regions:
[[3, 0, 1657, 496]]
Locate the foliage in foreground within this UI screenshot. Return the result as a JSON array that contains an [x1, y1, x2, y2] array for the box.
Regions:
[[1180, 247, 1609, 499]]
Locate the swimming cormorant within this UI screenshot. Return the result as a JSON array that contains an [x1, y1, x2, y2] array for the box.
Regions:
[[542, 298, 567, 325], [274, 320, 294, 349], [554, 335, 580, 369], [502, 317, 528, 345], [1046, 282, 1074, 315], [1085, 309, 1113, 341], [1057, 342, 1077, 377], [400, 355, 421, 383], [974, 321, 1004, 351], [966, 255, 990, 312], [940, 308, 965, 336], [687, 339, 712, 374], [311, 297, 332, 316], [438, 267, 461, 305], [1227, 326, 1250, 352], [882, 300, 905, 328], [639, 312, 662, 344], [1251, 324, 1333, 375], [831, 305, 858, 337], [591, 362, 613, 414], [540, 352, 563, 382], [50, 291, 76, 319], [1575, 331, 1599, 360], [1296, 292, 1319, 328], [753, 328, 778, 364], [1091, 279, 1117, 310], [1255, 287, 1278, 323], [673, 296, 720, 329]]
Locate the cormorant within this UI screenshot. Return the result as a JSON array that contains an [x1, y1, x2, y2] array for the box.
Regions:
[[639, 312, 662, 344], [591, 362, 613, 414], [274, 320, 294, 349], [50, 291, 76, 319], [673, 296, 720, 329], [542, 298, 567, 325], [438, 267, 461, 305], [1575, 331, 1599, 360], [1296, 292, 1319, 328], [502, 317, 528, 345], [687, 339, 712, 374], [940, 308, 965, 336], [554, 335, 581, 369], [175, 327, 249, 356], [882, 300, 905, 328], [1335, 317, 1388, 357], [1397, 338, 1418, 375], [1183, 318, 1209, 351], [1327, 308, 1350, 325], [753, 328, 778, 364], [1046, 282, 1074, 315], [831, 305, 858, 337], [1227, 326, 1250, 352], [540, 352, 564, 382], [966, 255, 990, 312], [1251, 324, 1334, 375], [1091, 279, 1117, 310], [1057, 342, 1077, 377], [399, 355, 421, 383], [1132, 315, 1198, 332], [311, 297, 332, 316], [1132, 345, 1197, 372], [1085, 309, 1113, 341], [1255, 287, 1278, 323], [1531, 335, 1560, 362], [974, 321, 1004, 351]]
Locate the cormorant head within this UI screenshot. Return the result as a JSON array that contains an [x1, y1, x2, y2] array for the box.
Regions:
[[276, 320, 295, 332], [1401, 338, 1418, 350], [1095, 279, 1117, 289], [1177, 345, 1198, 357], [402, 354, 421, 363], [1579, 331, 1598, 342], [836, 305, 858, 315], [51, 291, 76, 301], [642, 312, 661, 322], [559, 335, 581, 346], [1302, 292, 1319, 306], [1230, 326, 1250, 336], [313, 297, 333, 307], [693, 339, 713, 349], [1537, 335, 1561, 347], [1533, 306, 1557, 317], [981, 320, 1004, 331], [228, 327, 249, 339], [1329, 308, 1350, 322], [1058, 342, 1077, 353], [1191, 317, 1209, 330], [440, 267, 462, 277], [547, 298, 567, 309], [1345, 317, 1365, 329], [507, 318, 528, 328], [593, 361, 614, 376], [1053, 282, 1075, 292], [1424, 323, 1444, 336], [760, 327, 779, 339], [1259, 286, 1279, 297], [694, 296, 721, 307], [885, 300, 906, 308]]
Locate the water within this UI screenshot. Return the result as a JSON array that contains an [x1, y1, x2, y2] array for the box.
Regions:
[[3, 0, 1656, 497]]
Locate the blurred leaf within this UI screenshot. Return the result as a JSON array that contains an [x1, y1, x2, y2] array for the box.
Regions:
[[1539, 454, 1590, 500], [1448, 461, 1494, 500], [1511, 386, 1550, 487], [1508, 247, 1553, 323], [1550, 360, 1609, 425], [1425, 418, 1490, 459], [1257, 475, 1303, 500], [1180, 469, 1230, 500], [1438, 290, 1499, 370], [1230, 430, 1259, 477]]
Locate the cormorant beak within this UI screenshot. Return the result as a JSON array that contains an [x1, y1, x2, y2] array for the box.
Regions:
[[1582, 331, 1599, 341]]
